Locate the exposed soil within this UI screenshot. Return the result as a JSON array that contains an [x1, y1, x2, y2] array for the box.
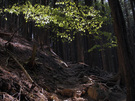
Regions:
[[0, 32, 126, 101]]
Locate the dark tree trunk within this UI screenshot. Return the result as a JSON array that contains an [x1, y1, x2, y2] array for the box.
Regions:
[[52, 0, 57, 8], [76, 33, 84, 62], [130, 0, 135, 24], [70, 40, 77, 63], [85, 0, 93, 6], [101, 0, 105, 11], [94, 0, 98, 9], [74, 0, 78, 7], [108, 0, 135, 100]]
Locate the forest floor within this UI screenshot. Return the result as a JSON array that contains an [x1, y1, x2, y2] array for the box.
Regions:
[[0, 31, 126, 101]]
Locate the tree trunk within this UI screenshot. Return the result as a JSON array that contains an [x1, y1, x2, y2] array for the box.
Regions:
[[108, 0, 135, 100], [101, 0, 105, 11], [52, 0, 57, 7], [76, 33, 84, 62], [130, 0, 135, 24], [74, 0, 78, 7], [85, 0, 93, 6]]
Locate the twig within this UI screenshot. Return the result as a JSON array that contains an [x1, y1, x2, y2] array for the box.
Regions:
[[5, 57, 10, 67], [12, 92, 18, 97], [17, 86, 22, 101], [2, 93, 5, 100], [25, 96, 30, 101]]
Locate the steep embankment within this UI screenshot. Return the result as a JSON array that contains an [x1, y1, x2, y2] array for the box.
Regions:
[[0, 32, 126, 101]]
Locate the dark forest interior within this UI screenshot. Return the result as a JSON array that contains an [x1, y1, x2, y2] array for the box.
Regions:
[[0, 0, 135, 101]]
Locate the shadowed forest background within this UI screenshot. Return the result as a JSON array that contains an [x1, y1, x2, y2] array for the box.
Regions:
[[0, 0, 135, 101]]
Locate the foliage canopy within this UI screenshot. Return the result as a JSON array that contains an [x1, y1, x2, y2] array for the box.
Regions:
[[1, 0, 116, 51]]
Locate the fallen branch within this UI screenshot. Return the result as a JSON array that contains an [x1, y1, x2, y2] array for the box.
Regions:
[[6, 49, 34, 83]]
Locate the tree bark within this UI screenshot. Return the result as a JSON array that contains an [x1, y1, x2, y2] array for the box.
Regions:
[[130, 0, 135, 24], [76, 33, 84, 62], [108, 0, 135, 100]]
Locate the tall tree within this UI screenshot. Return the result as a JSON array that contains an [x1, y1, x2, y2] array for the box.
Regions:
[[108, 0, 135, 100]]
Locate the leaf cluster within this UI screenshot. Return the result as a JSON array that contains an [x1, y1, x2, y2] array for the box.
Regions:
[[4, 1, 107, 41], [3, 0, 117, 51]]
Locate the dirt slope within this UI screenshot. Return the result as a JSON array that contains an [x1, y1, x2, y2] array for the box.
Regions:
[[0, 33, 126, 101]]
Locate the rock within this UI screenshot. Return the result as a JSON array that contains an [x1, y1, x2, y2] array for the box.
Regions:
[[57, 89, 74, 97], [87, 85, 98, 100], [74, 90, 82, 98], [72, 97, 87, 101], [87, 83, 107, 101], [48, 94, 59, 101]]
